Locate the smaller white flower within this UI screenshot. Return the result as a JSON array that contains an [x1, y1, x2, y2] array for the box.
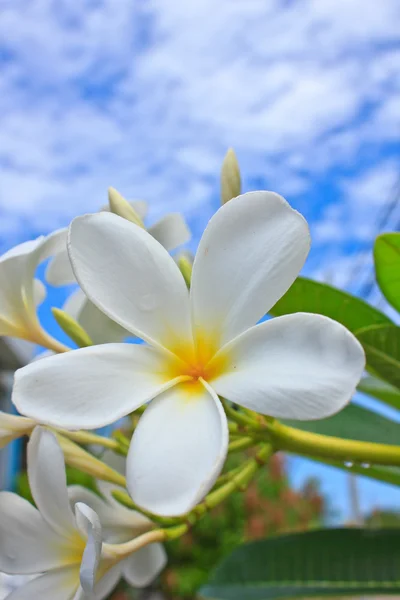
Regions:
[[0, 231, 66, 345], [46, 196, 190, 344], [69, 451, 167, 589], [0, 427, 119, 600], [0, 412, 35, 449]]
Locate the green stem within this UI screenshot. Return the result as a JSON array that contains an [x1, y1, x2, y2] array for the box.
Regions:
[[222, 399, 266, 431], [111, 490, 179, 526], [55, 433, 126, 487], [191, 444, 273, 519], [228, 436, 255, 453], [270, 421, 400, 467], [57, 429, 119, 451]]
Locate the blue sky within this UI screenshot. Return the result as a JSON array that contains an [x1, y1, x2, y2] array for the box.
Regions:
[[1, 0, 400, 519]]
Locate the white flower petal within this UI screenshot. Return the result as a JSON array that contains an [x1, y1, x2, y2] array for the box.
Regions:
[[212, 313, 365, 420], [75, 503, 102, 596], [28, 427, 76, 537], [33, 279, 46, 306], [190, 191, 310, 346], [46, 246, 75, 286], [127, 382, 228, 517], [0, 492, 65, 573], [148, 213, 191, 251], [92, 565, 121, 600], [0, 229, 67, 337], [121, 543, 167, 588], [0, 412, 35, 449], [13, 343, 182, 429], [63, 289, 128, 345], [5, 567, 79, 600], [129, 200, 148, 219], [68, 213, 192, 350], [68, 486, 148, 543]]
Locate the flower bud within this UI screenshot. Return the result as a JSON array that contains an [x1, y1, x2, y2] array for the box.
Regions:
[[221, 148, 241, 205], [108, 187, 145, 228]]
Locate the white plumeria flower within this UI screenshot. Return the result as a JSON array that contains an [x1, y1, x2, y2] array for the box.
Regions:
[[0, 231, 66, 346], [46, 200, 190, 344], [0, 427, 119, 600], [0, 412, 35, 449], [14, 191, 365, 517], [69, 450, 166, 588]]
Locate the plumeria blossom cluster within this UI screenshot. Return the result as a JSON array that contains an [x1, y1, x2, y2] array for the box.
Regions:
[[0, 159, 367, 597]]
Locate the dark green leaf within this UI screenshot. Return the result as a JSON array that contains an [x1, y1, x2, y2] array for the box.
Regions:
[[358, 375, 400, 411], [357, 324, 400, 389], [270, 277, 392, 333], [282, 402, 399, 445], [201, 529, 400, 600], [374, 233, 400, 312]]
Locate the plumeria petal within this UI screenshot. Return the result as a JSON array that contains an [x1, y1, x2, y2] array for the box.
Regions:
[[127, 381, 228, 517], [63, 288, 128, 345], [212, 313, 365, 420], [45, 244, 75, 286], [190, 191, 310, 347], [68, 486, 149, 543], [0, 492, 67, 574], [0, 228, 67, 338], [33, 279, 46, 306], [91, 565, 121, 600], [28, 427, 76, 537], [68, 213, 192, 350], [13, 343, 184, 429], [121, 543, 167, 588], [75, 503, 102, 596], [148, 213, 191, 251], [5, 567, 80, 600], [0, 412, 35, 449]]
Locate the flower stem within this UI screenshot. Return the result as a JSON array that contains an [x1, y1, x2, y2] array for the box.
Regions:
[[57, 429, 120, 450], [107, 444, 273, 561], [269, 421, 400, 467], [111, 490, 180, 526], [55, 433, 126, 486], [190, 443, 273, 519], [228, 436, 255, 453], [222, 399, 267, 432]]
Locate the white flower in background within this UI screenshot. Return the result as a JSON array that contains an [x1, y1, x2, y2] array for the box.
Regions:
[[0, 427, 118, 600], [69, 451, 166, 589], [46, 194, 191, 344], [14, 191, 365, 517], [0, 412, 35, 449], [0, 231, 66, 346]]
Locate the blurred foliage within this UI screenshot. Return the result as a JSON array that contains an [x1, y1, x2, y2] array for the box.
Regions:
[[365, 508, 400, 529]]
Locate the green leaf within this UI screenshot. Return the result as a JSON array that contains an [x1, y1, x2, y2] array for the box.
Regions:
[[270, 277, 392, 333], [282, 402, 399, 445], [374, 233, 400, 312], [357, 324, 400, 389], [358, 375, 400, 411], [201, 528, 400, 600]]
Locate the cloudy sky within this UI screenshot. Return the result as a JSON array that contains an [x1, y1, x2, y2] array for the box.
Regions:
[[1, 0, 400, 517]]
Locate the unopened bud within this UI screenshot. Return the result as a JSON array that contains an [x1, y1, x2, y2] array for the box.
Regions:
[[221, 148, 241, 205], [108, 187, 145, 228], [52, 307, 93, 348]]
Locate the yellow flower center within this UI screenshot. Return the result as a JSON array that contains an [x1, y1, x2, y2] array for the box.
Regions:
[[166, 330, 229, 388]]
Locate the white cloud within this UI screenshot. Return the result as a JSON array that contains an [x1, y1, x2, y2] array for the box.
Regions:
[[0, 0, 398, 257]]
